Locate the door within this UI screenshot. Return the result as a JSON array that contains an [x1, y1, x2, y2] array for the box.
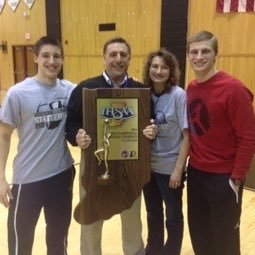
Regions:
[[13, 45, 37, 83]]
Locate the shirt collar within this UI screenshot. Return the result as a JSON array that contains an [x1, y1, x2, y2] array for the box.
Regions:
[[103, 71, 128, 88]]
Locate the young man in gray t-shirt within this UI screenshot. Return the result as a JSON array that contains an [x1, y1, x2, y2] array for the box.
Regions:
[[0, 36, 78, 255]]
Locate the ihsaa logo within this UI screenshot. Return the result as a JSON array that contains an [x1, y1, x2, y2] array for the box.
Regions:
[[98, 101, 136, 128], [100, 106, 135, 120]]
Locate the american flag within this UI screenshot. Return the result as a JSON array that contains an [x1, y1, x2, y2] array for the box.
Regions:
[[217, 0, 255, 12]]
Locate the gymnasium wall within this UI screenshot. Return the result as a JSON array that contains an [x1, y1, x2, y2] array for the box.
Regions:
[[186, 0, 255, 95], [0, 0, 161, 104], [60, 0, 161, 84], [0, 1, 46, 101]]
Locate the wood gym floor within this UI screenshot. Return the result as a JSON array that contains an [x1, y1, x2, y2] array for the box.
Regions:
[[0, 131, 255, 254]]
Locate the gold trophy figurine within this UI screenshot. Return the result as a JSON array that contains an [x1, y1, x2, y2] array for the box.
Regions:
[[94, 118, 113, 185]]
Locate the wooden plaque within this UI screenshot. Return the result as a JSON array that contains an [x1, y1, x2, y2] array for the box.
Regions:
[[74, 88, 151, 224]]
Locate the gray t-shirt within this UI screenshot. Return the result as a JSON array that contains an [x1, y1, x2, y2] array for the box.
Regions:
[[0, 77, 74, 184], [151, 85, 188, 175]]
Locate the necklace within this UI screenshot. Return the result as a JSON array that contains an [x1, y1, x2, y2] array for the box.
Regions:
[[152, 93, 168, 132], [152, 93, 163, 121]]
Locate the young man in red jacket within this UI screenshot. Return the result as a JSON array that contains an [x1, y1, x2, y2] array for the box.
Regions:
[[186, 30, 255, 255]]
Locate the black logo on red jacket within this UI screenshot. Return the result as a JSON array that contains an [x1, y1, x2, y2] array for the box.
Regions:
[[188, 98, 210, 136]]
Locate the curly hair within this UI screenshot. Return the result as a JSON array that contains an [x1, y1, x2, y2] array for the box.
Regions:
[[143, 48, 180, 92]]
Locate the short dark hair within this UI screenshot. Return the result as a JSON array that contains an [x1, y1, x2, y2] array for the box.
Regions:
[[187, 30, 218, 55], [143, 48, 181, 91], [33, 36, 64, 57], [103, 37, 131, 55]]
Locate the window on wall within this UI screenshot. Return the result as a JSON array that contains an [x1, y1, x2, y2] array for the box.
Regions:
[[12, 45, 37, 83]]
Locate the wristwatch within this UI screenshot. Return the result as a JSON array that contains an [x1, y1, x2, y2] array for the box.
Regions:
[[231, 178, 242, 186]]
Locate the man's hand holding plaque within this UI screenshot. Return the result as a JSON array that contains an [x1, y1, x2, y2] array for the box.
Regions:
[[76, 129, 92, 149]]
